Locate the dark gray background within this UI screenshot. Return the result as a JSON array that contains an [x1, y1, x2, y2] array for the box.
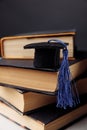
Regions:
[[0, 0, 87, 56]]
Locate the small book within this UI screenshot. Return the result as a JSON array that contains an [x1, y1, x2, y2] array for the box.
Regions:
[[0, 86, 56, 115], [0, 58, 86, 94], [0, 30, 76, 59]]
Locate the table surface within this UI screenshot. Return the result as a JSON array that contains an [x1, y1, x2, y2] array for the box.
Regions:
[[0, 114, 87, 130]]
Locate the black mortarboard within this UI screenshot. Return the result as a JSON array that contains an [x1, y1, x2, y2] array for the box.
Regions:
[[24, 40, 68, 70], [24, 39, 80, 109]]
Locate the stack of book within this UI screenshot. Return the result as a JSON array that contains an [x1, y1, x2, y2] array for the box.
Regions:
[[0, 31, 87, 130]]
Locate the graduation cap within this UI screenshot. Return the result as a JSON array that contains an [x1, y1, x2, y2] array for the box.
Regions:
[[24, 40, 68, 70], [24, 39, 80, 109]]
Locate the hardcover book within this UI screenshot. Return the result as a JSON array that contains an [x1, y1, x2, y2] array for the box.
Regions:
[[0, 58, 86, 94], [0, 86, 56, 114], [0, 77, 86, 115], [0, 31, 76, 59], [0, 94, 87, 130]]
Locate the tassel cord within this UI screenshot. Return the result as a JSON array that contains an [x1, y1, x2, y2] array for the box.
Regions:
[[48, 39, 80, 109], [57, 47, 80, 109]]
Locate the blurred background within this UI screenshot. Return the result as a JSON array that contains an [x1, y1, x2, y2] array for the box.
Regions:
[[0, 0, 87, 57]]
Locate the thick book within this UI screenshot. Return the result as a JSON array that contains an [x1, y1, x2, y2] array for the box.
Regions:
[[0, 94, 87, 130], [0, 31, 76, 59], [0, 76, 86, 115], [0, 86, 56, 115], [0, 58, 87, 94]]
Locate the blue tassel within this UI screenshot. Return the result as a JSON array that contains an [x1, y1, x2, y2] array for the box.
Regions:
[[50, 40, 80, 109]]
